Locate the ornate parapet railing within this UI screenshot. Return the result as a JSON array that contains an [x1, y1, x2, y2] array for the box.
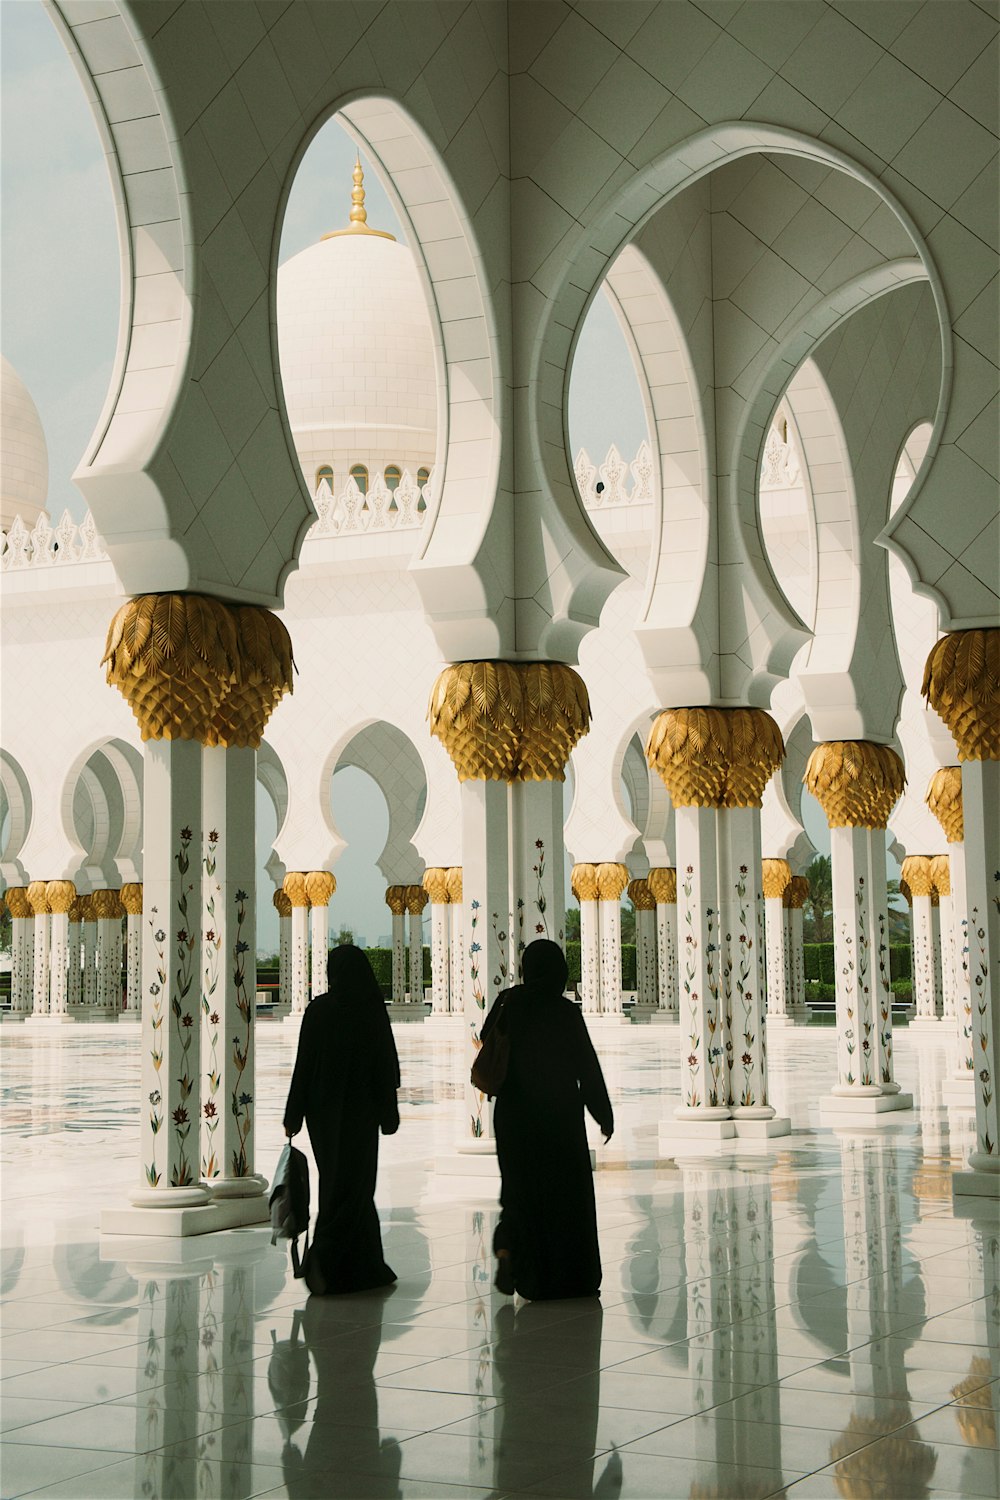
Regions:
[[1, 509, 108, 571], [574, 441, 654, 508], [306, 468, 429, 538]]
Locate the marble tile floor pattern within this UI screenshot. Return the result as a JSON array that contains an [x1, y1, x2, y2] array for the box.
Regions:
[[1, 1023, 997, 1500]]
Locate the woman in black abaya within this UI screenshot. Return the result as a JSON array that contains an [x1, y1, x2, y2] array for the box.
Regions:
[[284, 944, 400, 1295], [480, 938, 614, 1301]]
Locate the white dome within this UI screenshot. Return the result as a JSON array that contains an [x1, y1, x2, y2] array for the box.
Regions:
[[1, 356, 49, 530], [277, 230, 437, 493]]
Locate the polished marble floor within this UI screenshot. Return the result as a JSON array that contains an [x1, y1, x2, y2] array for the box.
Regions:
[[1, 1020, 997, 1499]]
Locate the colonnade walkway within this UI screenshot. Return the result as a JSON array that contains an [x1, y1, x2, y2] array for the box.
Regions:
[[1, 1023, 996, 1499]]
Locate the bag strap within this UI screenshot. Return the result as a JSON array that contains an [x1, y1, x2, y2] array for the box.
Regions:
[[290, 1225, 310, 1279]]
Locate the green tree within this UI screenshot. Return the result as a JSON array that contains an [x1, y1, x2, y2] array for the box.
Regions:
[[334, 926, 354, 946], [804, 854, 833, 942], [886, 880, 909, 943], [563, 906, 580, 942]]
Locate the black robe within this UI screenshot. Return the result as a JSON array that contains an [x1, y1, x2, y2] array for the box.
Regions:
[[481, 982, 613, 1300], [284, 988, 400, 1293]]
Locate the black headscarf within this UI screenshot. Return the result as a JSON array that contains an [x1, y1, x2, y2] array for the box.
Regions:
[[521, 938, 569, 994], [326, 943, 384, 1005]]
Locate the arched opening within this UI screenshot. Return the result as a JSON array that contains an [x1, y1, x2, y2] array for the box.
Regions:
[[0, 751, 32, 886], [61, 738, 143, 891]]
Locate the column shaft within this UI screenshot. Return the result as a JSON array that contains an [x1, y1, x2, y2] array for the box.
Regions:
[[787, 906, 807, 1016], [67, 922, 82, 1009], [200, 745, 263, 1194], [391, 911, 406, 1003], [963, 759, 1000, 1177], [49, 913, 70, 1015], [509, 779, 565, 964], [12, 916, 33, 1011], [718, 808, 773, 1118], [939, 892, 957, 1019], [289, 906, 309, 1013], [310, 906, 328, 999], [674, 806, 729, 1118], [32, 912, 50, 1015], [429, 902, 451, 1013], [830, 825, 882, 1094], [125, 913, 141, 1015], [279, 914, 291, 1009], [635, 907, 657, 1008], [579, 900, 600, 1012], [764, 896, 790, 1021], [461, 779, 509, 1148], [655, 902, 678, 1013], [598, 899, 623, 1016], [408, 906, 424, 1002], [82, 918, 97, 1008], [448, 899, 464, 1014], [134, 737, 209, 1203], [912, 894, 937, 1020], [949, 842, 975, 1083]]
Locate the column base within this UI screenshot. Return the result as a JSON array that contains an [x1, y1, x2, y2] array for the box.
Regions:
[[423, 1013, 466, 1029], [117, 1011, 141, 1023], [953, 1166, 1000, 1204], [661, 1114, 736, 1144], [629, 1005, 661, 1024], [283, 1011, 306, 1026], [909, 1015, 945, 1031], [820, 1091, 914, 1122], [584, 1013, 631, 1029], [209, 1174, 268, 1200], [1, 1012, 28, 1023], [942, 1074, 977, 1105], [387, 1002, 431, 1022], [732, 1115, 792, 1138], [765, 1013, 795, 1028], [787, 1005, 813, 1024], [22, 1012, 76, 1027], [102, 1194, 269, 1239], [649, 1010, 679, 1024]]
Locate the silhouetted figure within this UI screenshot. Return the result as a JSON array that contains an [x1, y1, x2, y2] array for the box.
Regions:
[[284, 944, 400, 1294], [481, 938, 614, 1300]]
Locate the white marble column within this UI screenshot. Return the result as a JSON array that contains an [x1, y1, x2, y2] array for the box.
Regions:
[[762, 859, 792, 1027], [572, 865, 601, 1013], [305, 871, 336, 1000], [131, 736, 210, 1209], [596, 862, 629, 1020], [957, 756, 1000, 1194], [94, 890, 124, 1014], [868, 832, 901, 1097], [67, 901, 83, 1010], [447, 866, 464, 1011], [406, 885, 428, 1001], [423, 869, 454, 1018], [939, 834, 976, 1103], [628, 878, 658, 1016], [282, 874, 311, 1016], [385, 887, 407, 1003], [201, 745, 266, 1200], [27, 881, 50, 1016], [670, 805, 731, 1137], [904, 855, 939, 1027], [784, 876, 811, 1021], [81, 897, 98, 1009], [273, 889, 292, 1011], [45, 881, 76, 1018], [6, 890, 33, 1013], [829, 826, 887, 1102], [647, 867, 678, 1019], [121, 883, 143, 1020], [717, 809, 784, 1133], [931, 896, 944, 1016], [509, 777, 566, 963], [460, 779, 510, 1151]]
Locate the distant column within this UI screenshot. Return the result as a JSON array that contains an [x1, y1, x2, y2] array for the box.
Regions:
[[446, 868, 464, 1011], [647, 867, 678, 1018], [904, 855, 939, 1028], [121, 883, 143, 1018], [46, 880, 76, 1017], [762, 858, 792, 1026], [423, 869, 452, 1015], [405, 885, 428, 1002], [385, 886, 408, 1003], [628, 878, 657, 1016], [27, 880, 50, 1016], [273, 889, 292, 1009], [305, 871, 336, 1000], [784, 875, 811, 1022], [282, 874, 311, 1015], [596, 862, 629, 1018], [67, 897, 84, 1010], [5, 888, 33, 1013], [571, 864, 600, 1013]]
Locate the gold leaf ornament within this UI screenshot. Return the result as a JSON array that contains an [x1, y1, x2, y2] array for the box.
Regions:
[[404, 885, 429, 914], [803, 741, 906, 829], [103, 594, 294, 746], [422, 868, 451, 904], [646, 707, 784, 808], [120, 883, 144, 917], [922, 628, 1000, 761], [26, 881, 50, 916], [272, 889, 292, 919], [428, 662, 591, 781], [900, 855, 934, 898], [282, 872, 309, 909], [2, 887, 32, 919], [596, 862, 629, 901], [45, 880, 77, 915], [761, 859, 791, 900], [445, 867, 463, 903], [570, 863, 599, 902], [784, 875, 809, 909], [384, 884, 409, 916], [627, 877, 656, 911], [304, 871, 336, 907], [929, 853, 951, 897], [647, 867, 677, 904], [925, 766, 963, 842]]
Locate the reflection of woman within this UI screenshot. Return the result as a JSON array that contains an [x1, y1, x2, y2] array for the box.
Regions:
[[284, 945, 400, 1295], [480, 939, 613, 1300]]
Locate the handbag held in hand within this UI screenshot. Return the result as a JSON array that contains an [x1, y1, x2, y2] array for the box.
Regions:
[[471, 1006, 509, 1098]]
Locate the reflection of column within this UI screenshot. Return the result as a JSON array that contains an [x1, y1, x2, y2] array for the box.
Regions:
[[120, 882, 143, 1019], [905, 855, 939, 1027], [67, 897, 84, 1010], [102, 590, 292, 1221], [446, 867, 463, 1010], [628, 879, 657, 1016], [423, 868, 453, 1016], [405, 885, 428, 1001], [27, 880, 50, 1015], [927, 771, 976, 1103], [131, 1264, 210, 1498], [94, 889, 125, 1013], [385, 885, 407, 1003], [46, 880, 75, 1018], [282, 874, 311, 1015], [202, 745, 266, 1200], [273, 889, 292, 1009], [924, 631, 1000, 1194], [597, 862, 629, 1018], [647, 867, 678, 1018], [806, 741, 912, 1118], [198, 1248, 261, 1494], [762, 858, 792, 1025], [785, 875, 811, 1021], [306, 870, 336, 1000], [571, 864, 600, 1013], [648, 706, 786, 1141], [5, 888, 33, 1013]]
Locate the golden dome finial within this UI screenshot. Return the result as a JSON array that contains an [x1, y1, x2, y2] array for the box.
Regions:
[[322, 155, 396, 242]]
